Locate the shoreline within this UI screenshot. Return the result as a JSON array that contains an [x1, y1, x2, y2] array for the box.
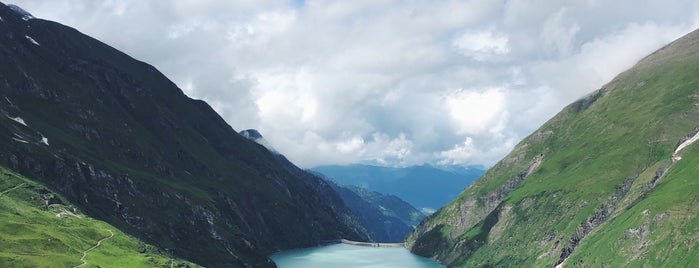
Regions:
[[333, 239, 405, 248]]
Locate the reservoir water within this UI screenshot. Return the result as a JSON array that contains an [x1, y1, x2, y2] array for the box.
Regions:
[[271, 243, 445, 268]]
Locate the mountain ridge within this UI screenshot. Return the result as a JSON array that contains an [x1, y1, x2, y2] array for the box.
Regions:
[[0, 3, 367, 267], [312, 164, 484, 213], [407, 28, 699, 267]]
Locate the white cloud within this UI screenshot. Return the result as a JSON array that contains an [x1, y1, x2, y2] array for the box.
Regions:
[[336, 135, 364, 154], [446, 88, 507, 135], [453, 29, 510, 60], [438, 137, 477, 165], [11, 0, 699, 168], [540, 8, 580, 57], [532, 21, 697, 101]]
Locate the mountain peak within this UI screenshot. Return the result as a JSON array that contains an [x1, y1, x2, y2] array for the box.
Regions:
[[7, 4, 34, 21]]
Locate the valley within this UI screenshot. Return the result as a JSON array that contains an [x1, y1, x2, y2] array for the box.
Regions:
[[1, 1, 698, 268]]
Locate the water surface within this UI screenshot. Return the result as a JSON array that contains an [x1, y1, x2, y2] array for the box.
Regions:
[[271, 243, 445, 268]]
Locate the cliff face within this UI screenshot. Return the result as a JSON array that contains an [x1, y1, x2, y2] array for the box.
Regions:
[[0, 3, 366, 267], [408, 29, 699, 267]]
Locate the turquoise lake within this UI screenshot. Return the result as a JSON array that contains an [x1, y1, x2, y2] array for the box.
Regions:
[[270, 243, 445, 268]]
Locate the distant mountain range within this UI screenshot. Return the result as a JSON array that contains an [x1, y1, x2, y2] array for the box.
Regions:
[[241, 129, 424, 243], [312, 164, 484, 214]]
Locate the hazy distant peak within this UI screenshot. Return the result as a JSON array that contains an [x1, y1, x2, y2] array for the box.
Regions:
[[7, 4, 34, 21]]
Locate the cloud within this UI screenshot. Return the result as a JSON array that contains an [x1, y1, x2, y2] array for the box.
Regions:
[[446, 88, 507, 135], [11, 0, 699, 168], [532, 21, 697, 101], [540, 8, 580, 57], [453, 29, 510, 60]]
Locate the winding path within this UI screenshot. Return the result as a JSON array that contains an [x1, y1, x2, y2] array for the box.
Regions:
[[0, 183, 25, 196], [72, 230, 114, 268]]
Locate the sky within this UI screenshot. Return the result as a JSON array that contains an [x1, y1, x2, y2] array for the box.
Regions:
[[10, 0, 699, 168]]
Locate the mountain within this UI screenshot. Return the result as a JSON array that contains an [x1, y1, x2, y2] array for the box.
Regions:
[[241, 129, 423, 243], [407, 29, 699, 267], [0, 165, 199, 267], [0, 3, 367, 267], [312, 164, 484, 213], [326, 182, 425, 243]]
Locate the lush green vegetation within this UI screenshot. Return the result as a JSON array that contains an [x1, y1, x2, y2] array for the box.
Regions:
[[0, 166, 199, 268], [408, 29, 699, 267]]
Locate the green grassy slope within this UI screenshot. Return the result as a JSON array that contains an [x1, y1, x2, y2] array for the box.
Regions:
[[407, 29, 699, 267], [0, 165, 199, 268]]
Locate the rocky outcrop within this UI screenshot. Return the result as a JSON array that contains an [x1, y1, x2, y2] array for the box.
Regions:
[[556, 176, 634, 266], [408, 152, 544, 260]]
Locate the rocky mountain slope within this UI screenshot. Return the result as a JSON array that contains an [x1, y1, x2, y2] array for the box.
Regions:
[[407, 29, 699, 267], [313, 164, 483, 214], [241, 129, 422, 243], [0, 3, 367, 267]]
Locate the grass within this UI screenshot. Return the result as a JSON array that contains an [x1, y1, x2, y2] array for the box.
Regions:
[[408, 30, 699, 267], [0, 166, 200, 268], [567, 141, 699, 267]]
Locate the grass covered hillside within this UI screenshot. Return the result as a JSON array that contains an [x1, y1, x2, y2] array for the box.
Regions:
[[407, 28, 699, 267], [0, 165, 199, 268]]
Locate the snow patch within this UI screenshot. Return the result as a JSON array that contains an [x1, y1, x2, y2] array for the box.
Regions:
[[12, 137, 28, 144], [8, 116, 27, 126], [4, 97, 13, 106], [672, 130, 699, 162], [25, 35, 40, 46], [421, 207, 436, 215], [41, 136, 49, 146], [0, 15, 4, 22], [555, 258, 567, 268]]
